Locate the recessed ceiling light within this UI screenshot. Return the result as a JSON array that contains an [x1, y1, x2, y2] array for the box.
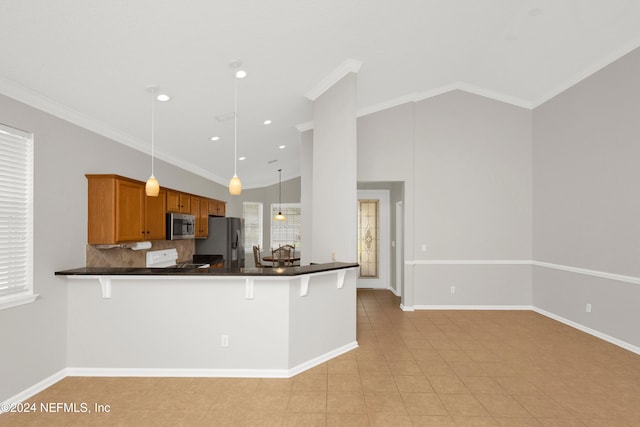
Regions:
[[238, 156, 246, 161], [216, 112, 235, 122], [210, 136, 220, 141], [235, 70, 247, 79], [264, 120, 272, 125], [156, 94, 171, 102], [279, 145, 286, 149]]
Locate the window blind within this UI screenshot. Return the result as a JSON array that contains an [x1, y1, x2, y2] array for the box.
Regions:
[[270, 203, 301, 249], [0, 123, 33, 302], [243, 202, 263, 250]]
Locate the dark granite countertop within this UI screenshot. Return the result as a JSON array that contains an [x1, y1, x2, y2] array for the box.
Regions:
[[55, 262, 359, 277]]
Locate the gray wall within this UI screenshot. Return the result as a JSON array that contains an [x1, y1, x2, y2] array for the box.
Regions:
[[532, 46, 640, 346], [357, 102, 416, 304], [311, 73, 358, 263], [0, 93, 228, 401], [357, 91, 533, 307]]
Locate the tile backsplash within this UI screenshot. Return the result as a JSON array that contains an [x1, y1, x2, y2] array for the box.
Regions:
[[86, 240, 196, 267]]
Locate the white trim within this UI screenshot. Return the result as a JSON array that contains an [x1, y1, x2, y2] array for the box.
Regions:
[[387, 285, 400, 297], [357, 93, 419, 117], [300, 276, 310, 297], [295, 121, 314, 132], [531, 260, 640, 285], [531, 37, 640, 108], [0, 293, 39, 310], [415, 82, 532, 109], [532, 307, 640, 356], [404, 259, 640, 286], [408, 259, 532, 265], [414, 305, 532, 311], [304, 59, 363, 101], [2, 341, 358, 407], [399, 304, 414, 312], [0, 368, 67, 413], [64, 342, 358, 380], [0, 76, 232, 188]]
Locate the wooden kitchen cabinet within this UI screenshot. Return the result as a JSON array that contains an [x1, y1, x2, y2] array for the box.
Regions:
[[190, 196, 209, 238], [208, 198, 226, 217], [145, 187, 167, 240], [167, 190, 191, 213], [86, 175, 166, 244]]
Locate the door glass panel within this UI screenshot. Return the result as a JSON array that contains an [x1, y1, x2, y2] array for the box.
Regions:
[[358, 199, 379, 278]]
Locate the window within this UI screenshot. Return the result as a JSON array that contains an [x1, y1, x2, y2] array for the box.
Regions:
[[358, 199, 379, 278], [0, 123, 35, 309], [270, 203, 301, 250], [243, 202, 263, 251]]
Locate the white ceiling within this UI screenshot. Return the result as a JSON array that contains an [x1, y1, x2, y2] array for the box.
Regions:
[[1, 0, 640, 188]]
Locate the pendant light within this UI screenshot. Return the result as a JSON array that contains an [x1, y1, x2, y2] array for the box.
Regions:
[[228, 60, 246, 195], [274, 168, 286, 220], [145, 86, 160, 197]]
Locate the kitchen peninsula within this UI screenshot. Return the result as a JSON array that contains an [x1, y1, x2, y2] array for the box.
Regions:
[[55, 262, 358, 378]]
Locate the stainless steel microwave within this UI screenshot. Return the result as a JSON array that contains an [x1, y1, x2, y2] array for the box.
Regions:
[[166, 213, 196, 240]]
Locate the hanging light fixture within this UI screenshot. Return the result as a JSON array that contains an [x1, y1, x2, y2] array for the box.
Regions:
[[274, 168, 286, 220], [145, 86, 160, 197], [228, 60, 246, 195]]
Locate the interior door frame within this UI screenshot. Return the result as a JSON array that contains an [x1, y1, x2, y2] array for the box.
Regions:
[[395, 201, 403, 297], [357, 189, 390, 289]]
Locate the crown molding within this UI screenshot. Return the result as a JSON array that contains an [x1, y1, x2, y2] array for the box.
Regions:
[[415, 82, 533, 109], [304, 58, 363, 101], [295, 121, 314, 132], [531, 36, 640, 108], [356, 93, 418, 118], [0, 75, 231, 188]]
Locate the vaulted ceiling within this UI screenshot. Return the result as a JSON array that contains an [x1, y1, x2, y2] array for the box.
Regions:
[[1, 1, 639, 188]]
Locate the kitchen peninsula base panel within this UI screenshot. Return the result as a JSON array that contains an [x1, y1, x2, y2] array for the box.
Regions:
[[65, 268, 357, 377]]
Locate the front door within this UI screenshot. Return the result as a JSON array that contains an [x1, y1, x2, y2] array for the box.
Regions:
[[357, 190, 389, 289]]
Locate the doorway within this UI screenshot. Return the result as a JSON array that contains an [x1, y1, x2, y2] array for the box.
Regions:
[[357, 190, 390, 289]]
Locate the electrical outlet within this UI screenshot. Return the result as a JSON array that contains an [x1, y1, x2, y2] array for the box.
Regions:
[[450, 286, 455, 294], [421, 244, 427, 252], [586, 303, 592, 313], [221, 334, 229, 347]]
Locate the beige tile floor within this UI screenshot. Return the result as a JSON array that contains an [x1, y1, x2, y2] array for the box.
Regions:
[[2, 289, 640, 426]]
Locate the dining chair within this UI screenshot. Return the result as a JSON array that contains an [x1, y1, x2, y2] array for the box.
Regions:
[[253, 245, 265, 268], [280, 244, 297, 266], [272, 246, 292, 267]]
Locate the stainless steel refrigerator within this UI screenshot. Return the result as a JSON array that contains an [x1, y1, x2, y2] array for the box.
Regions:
[[195, 217, 244, 268]]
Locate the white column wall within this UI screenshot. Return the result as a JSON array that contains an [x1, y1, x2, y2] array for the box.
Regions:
[[311, 73, 358, 263]]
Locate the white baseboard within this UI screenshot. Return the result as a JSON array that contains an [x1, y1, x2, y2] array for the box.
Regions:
[[413, 305, 532, 310], [0, 368, 67, 413], [409, 304, 640, 355], [287, 341, 359, 377], [400, 304, 414, 311], [65, 341, 359, 380], [387, 286, 401, 297], [532, 307, 640, 355], [2, 342, 359, 409]]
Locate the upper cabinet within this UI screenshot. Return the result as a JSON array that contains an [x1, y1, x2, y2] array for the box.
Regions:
[[87, 175, 167, 244], [86, 174, 225, 244], [209, 199, 226, 217], [167, 190, 191, 214]]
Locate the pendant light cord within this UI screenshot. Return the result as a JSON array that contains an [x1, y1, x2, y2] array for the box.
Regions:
[[233, 75, 238, 176], [150, 89, 155, 177], [279, 169, 282, 210]]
